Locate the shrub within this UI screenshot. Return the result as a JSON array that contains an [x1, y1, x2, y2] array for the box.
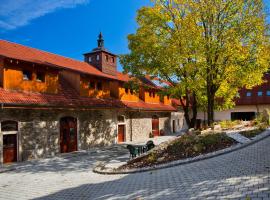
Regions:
[[240, 128, 265, 138], [219, 120, 241, 129]]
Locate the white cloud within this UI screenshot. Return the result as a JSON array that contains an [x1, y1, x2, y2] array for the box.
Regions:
[[0, 0, 89, 30]]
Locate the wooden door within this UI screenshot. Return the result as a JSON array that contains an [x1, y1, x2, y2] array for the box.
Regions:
[[118, 125, 125, 143], [173, 120, 176, 133], [60, 117, 77, 153], [152, 116, 159, 137], [3, 134, 17, 163]]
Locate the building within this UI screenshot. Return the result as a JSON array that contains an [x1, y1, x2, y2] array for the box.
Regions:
[[197, 73, 270, 121], [0, 34, 185, 165]]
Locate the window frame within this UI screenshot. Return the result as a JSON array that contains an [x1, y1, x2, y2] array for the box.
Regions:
[[1, 120, 18, 134], [36, 72, 46, 83], [22, 70, 33, 81], [97, 82, 102, 91], [246, 91, 252, 97], [89, 81, 96, 90], [125, 88, 129, 94]]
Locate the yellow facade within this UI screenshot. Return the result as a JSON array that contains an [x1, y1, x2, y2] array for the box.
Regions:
[[80, 76, 110, 98], [3, 65, 58, 94]]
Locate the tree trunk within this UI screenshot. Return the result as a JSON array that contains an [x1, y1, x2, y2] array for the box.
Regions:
[[179, 93, 197, 129], [190, 92, 197, 128], [207, 93, 215, 126]]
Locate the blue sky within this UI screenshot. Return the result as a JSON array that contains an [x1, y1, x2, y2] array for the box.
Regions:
[[0, 0, 269, 71], [0, 0, 150, 71]]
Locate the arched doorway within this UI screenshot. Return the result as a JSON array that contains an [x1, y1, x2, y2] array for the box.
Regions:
[[1, 120, 18, 163], [117, 115, 125, 143], [60, 117, 77, 153], [152, 115, 159, 137]]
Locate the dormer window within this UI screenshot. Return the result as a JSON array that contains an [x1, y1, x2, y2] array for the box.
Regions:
[[89, 81, 95, 90], [23, 70, 32, 81], [36, 72, 45, 82], [125, 88, 129, 94], [96, 55, 100, 61], [97, 82, 102, 90]]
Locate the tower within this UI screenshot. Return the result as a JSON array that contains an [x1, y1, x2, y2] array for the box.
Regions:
[[84, 33, 117, 76]]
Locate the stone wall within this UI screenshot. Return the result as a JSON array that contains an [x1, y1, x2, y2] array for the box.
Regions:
[[0, 108, 174, 164]]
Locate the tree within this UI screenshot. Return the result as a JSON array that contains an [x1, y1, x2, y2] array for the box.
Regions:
[[120, 0, 270, 127]]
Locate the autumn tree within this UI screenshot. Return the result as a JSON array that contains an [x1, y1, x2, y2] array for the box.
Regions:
[[121, 0, 270, 127]]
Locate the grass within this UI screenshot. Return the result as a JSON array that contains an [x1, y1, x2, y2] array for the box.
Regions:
[[120, 132, 236, 169]]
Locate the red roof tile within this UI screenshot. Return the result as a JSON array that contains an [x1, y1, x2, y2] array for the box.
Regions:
[[0, 40, 176, 111], [0, 39, 117, 80]]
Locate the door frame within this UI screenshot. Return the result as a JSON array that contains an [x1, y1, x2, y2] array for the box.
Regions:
[[152, 115, 160, 137], [59, 116, 78, 153], [172, 120, 176, 133], [117, 115, 126, 143], [0, 120, 20, 164], [117, 124, 126, 143]]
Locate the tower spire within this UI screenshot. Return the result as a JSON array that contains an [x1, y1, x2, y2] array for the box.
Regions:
[[97, 32, 104, 48]]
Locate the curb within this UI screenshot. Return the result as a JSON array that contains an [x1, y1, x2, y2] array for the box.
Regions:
[[93, 129, 270, 175]]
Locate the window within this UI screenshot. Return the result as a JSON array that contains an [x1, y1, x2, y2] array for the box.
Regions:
[[177, 119, 180, 126], [89, 81, 95, 90], [267, 90, 270, 96], [88, 57, 92, 62], [125, 88, 129, 94], [258, 91, 263, 96], [105, 55, 109, 62], [1, 121, 18, 132], [149, 92, 152, 97], [130, 89, 134, 95], [36, 72, 45, 82], [111, 57, 115, 63], [96, 55, 100, 61], [153, 92, 156, 98], [23, 70, 32, 81], [246, 92, 252, 97], [117, 115, 125, 123], [97, 82, 102, 90]]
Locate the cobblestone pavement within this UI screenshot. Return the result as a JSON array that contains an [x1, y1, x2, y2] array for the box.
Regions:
[[0, 137, 269, 200]]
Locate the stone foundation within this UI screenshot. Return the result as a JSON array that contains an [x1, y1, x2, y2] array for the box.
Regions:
[[0, 108, 180, 164]]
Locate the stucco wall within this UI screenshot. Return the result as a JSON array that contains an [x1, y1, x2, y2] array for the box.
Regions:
[[197, 105, 270, 121], [171, 112, 188, 132]]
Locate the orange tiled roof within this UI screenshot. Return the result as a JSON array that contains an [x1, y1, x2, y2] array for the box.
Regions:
[[0, 40, 176, 111], [0, 40, 118, 80], [0, 77, 176, 111]]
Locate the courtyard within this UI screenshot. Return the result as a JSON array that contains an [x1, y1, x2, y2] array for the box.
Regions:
[[0, 135, 269, 200]]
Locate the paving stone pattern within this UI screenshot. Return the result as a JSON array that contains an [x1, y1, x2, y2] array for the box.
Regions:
[[0, 137, 269, 200]]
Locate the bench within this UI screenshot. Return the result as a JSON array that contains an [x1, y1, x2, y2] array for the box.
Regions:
[[127, 140, 155, 158]]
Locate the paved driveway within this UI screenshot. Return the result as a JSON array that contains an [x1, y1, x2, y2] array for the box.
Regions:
[[0, 136, 270, 200]]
